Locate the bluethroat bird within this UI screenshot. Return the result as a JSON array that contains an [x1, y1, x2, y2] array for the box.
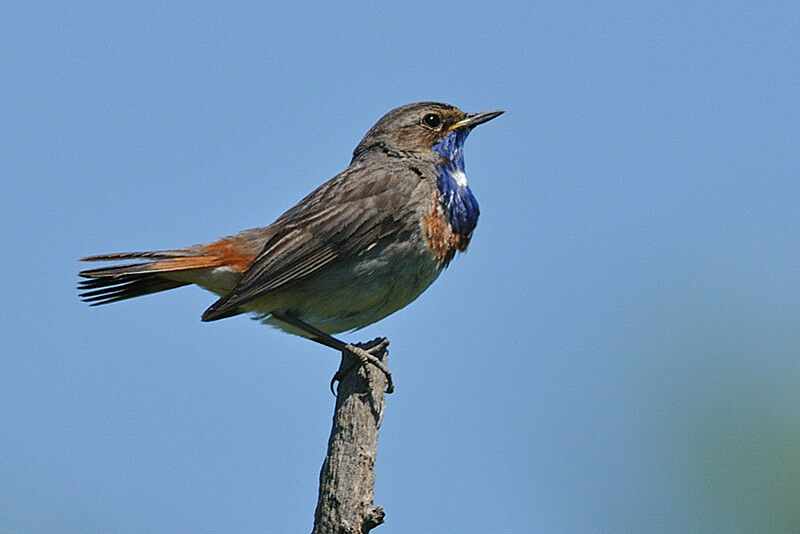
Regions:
[[78, 102, 503, 392]]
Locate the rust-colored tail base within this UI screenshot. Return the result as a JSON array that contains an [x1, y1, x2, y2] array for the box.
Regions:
[[79, 239, 258, 309], [77, 250, 214, 306]]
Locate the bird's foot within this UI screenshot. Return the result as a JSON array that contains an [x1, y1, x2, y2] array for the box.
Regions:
[[330, 337, 392, 395]]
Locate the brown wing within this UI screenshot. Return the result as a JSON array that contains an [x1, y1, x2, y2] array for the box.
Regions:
[[201, 162, 424, 321]]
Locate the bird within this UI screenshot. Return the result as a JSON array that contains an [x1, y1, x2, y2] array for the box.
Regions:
[[78, 102, 503, 393]]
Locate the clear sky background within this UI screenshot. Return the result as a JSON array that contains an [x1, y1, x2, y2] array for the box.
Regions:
[[2, 3, 799, 533]]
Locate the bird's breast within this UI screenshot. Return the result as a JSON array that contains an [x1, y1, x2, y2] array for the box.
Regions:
[[421, 190, 471, 267], [432, 162, 480, 243]]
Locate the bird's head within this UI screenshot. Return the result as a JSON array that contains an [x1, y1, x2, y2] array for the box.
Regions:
[[352, 102, 503, 162]]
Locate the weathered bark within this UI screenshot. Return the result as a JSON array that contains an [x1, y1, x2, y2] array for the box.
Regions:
[[312, 338, 390, 534]]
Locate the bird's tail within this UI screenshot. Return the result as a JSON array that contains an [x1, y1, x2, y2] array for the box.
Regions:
[[78, 246, 227, 306], [79, 235, 259, 306], [78, 249, 208, 306]]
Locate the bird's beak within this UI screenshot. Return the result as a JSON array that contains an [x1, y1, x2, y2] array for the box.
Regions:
[[449, 110, 505, 131]]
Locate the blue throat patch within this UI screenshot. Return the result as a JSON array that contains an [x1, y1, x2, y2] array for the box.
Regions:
[[431, 130, 480, 238]]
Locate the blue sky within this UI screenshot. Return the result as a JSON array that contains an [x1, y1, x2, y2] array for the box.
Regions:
[[2, 3, 799, 532]]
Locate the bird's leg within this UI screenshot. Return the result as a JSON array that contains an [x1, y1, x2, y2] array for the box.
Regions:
[[331, 337, 392, 395], [271, 311, 393, 394]]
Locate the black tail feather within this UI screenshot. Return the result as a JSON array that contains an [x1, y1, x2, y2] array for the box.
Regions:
[[80, 250, 197, 262], [78, 248, 208, 306], [78, 274, 190, 306]]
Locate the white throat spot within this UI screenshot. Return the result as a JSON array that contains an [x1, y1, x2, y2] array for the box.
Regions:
[[452, 168, 468, 187]]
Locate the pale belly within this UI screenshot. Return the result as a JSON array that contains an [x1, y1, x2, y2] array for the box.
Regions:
[[255, 236, 443, 335], [187, 234, 444, 336]]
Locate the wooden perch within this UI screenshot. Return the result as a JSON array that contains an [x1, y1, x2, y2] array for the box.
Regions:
[[312, 338, 390, 534]]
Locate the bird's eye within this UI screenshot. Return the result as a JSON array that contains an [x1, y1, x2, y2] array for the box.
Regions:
[[422, 113, 442, 129]]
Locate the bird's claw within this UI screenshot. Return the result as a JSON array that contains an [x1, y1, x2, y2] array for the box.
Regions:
[[330, 337, 392, 395]]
